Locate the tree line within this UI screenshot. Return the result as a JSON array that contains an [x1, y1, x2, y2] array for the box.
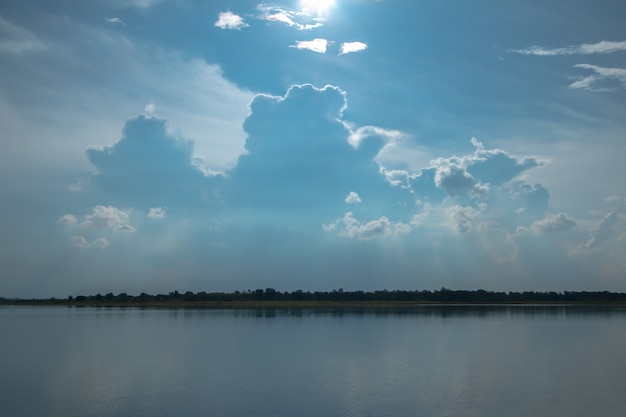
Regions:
[[4, 287, 626, 305]]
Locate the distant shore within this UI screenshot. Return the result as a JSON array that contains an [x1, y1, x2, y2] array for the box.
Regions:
[[3, 288, 626, 308]]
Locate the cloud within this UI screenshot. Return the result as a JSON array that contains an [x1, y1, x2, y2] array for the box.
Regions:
[[87, 115, 219, 209], [584, 211, 619, 249], [347, 125, 406, 149], [148, 207, 166, 219], [409, 138, 543, 200], [345, 192, 362, 204], [58, 214, 78, 225], [215, 11, 249, 30], [339, 42, 368, 55], [446, 204, 483, 234], [291, 39, 329, 53], [0, 17, 44, 54], [257, 5, 325, 30], [105, 17, 126, 26], [569, 64, 626, 91], [60, 206, 135, 242], [323, 212, 410, 240], [105, 0, 164, 9], [531, 213, 576, 233], [70, 235, 110, 249], [227, 84, 400, 212], [511, 40, 626, 56], [0, 14, 254, 174], [83, 205, 135, 232]]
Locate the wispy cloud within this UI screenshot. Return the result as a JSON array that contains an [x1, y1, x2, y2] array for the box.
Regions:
[[511, 40, 626, 56], [105, 17, 126, 26], [0, 17, 44, 54], [215, 11, 249, 30], [569, 64, 626, 91], [257, 5, 325, 30], [339, 41, 368, 55], [291, 39, 328, 53]]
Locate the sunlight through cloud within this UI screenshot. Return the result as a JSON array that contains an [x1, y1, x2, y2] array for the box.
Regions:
[[300, 0, 336, 17]]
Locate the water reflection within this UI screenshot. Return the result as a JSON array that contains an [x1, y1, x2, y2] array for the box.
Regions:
[[220, 305, 626, 319], [2, 305, 625, 417]]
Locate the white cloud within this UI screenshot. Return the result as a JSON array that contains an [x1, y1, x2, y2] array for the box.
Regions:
[[257, 5, 325, 30], [57, 214, 78, 225], [584, 211, 619, 249], [92, 237, 110, 248], [569, 64, 626, 90], [60, 206, 136, 232], [291, 39, 328, 53], [215, 11, 249, 30], [105, 17, 125, 26], [69, 235, 110, 249], [345, 192, 362, 204], [511, 40, 626, 56], [446, 205, 482, 233], [148, 207, 166, 219], [144, 101, 155, 115], [531, 213, 576, 233], [323, 212, 411, 240], [605, 195, 626, 204], [347, 125, 407, 149], [339, 42, 368, 55], [70, 235, 90, 248]]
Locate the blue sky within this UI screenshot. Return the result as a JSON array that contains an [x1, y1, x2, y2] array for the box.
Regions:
[[1, 0, 626, 297]]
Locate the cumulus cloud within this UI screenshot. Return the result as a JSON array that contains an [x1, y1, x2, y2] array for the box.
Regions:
[[511, 40, 626, 56], [408, 138, 543, 201], [60, 205, 135, 232], [323, 212, 410, 240], [215, 11, 249, 30], [87, 115, 218, 209], [531, 213, 576, 233], [228, 84, 399, 211], [569, 64, 626, 91], [339, 42, 368, 55], [345, 192, 362, 204], [291, 39, 328, 53], [84, 205, 135, 232]]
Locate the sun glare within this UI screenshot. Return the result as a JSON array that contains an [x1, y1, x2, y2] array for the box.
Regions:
[[300, 0, 336, 16]]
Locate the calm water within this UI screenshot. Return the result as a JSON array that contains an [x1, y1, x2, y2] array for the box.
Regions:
[[1, 305, 626, 417]]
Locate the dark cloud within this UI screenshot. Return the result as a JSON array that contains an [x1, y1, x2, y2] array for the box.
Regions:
[[226, 84, 404, 215], [87, 115, 221, 210]]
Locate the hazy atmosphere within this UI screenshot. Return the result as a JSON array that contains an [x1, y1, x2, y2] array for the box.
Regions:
[[1, 0, 626, 298]]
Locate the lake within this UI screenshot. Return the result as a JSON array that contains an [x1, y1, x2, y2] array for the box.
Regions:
[[1, 305, 625, 417]]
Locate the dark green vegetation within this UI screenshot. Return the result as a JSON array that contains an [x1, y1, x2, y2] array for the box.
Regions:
[[3, 288, 626, 307]]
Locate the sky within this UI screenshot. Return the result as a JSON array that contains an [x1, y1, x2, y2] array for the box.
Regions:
[[1, 0, 626, 298]]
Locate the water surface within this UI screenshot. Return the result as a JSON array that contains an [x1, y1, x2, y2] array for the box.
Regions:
[[1, 305, 625, 417]]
